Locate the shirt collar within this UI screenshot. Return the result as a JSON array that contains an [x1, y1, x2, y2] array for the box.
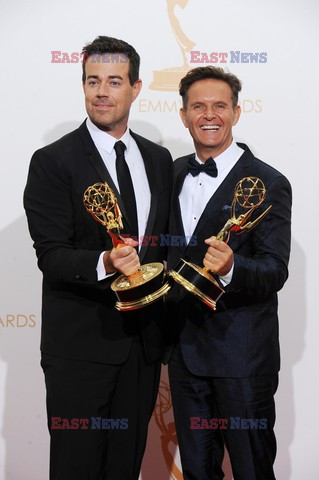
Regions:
[[86, 117, 131, 153], [195, 140, 244, 173]]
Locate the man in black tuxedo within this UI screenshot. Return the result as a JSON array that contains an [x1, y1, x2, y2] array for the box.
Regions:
[[24, 36, 172, 480], [167, 66, 291, 479]]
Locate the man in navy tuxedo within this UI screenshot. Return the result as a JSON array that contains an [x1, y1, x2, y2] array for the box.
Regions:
[[167, 66, 291, 479], [24, 36, 172, 479]]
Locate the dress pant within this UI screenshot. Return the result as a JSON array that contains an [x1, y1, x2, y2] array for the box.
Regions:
[[168, 343, 278, 480], [42, 335, 161, 480]]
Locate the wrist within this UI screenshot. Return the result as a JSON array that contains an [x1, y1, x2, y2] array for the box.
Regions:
[[103, 251, 117, 274]]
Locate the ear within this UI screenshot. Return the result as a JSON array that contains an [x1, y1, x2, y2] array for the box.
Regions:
[[132, 79, 142, 102], [232, 104, 241, 126], [180, 107, 188, 128]]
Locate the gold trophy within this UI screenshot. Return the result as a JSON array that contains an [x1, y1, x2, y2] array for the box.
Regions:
[[169, 177, 272, 310], [149, 0, 195, 91], [83, 182, 171, 311]]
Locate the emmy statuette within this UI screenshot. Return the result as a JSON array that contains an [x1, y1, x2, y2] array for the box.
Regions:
[[169, 177, 272, 310], [83, 182, 171, 311], [149, 0, 195, 91]]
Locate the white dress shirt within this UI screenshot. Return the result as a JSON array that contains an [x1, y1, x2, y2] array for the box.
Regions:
[[86, 118, 151, 280], [179, 140, 244, 285]]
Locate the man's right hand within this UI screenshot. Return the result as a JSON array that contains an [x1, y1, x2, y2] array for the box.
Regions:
[[103, 237, 140, 276]]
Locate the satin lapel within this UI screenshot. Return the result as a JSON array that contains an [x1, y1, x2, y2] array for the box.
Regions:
[[78, 121, 135, 233], [130, 131, 158, 263], [186, 144, 253, 252]]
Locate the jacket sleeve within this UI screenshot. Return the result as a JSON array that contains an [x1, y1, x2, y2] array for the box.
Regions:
[[225, 174, 292, 299], [23, 148, 113, 290]]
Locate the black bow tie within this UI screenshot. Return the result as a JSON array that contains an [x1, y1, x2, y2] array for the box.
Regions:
[[188, 156, 218, 177]]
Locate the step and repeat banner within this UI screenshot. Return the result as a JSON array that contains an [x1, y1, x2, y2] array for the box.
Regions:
[[0, 0, 318, 478]]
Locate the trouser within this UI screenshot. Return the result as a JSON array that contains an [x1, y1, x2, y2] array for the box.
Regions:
[[168, 343, 278, 480], [42, 336, 161, 480]]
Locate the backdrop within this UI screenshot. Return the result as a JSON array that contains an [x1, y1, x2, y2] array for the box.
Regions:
[[0, 0, 318, 478]]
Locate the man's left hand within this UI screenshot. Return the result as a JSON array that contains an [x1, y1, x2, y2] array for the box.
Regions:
[[203, 236, 234, 276]]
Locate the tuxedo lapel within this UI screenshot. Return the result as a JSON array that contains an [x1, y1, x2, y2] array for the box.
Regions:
[[88, 151, 119, 196], [185, 144, 253, 254], [78, 121, 138, 235]]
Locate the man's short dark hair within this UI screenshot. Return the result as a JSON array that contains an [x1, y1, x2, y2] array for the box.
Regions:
[[81, 36, 140, 85], [179, 66, 242, 109]]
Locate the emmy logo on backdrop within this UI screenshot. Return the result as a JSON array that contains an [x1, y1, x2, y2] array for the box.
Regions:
[[169, 177, 272, 310], [153, 380, 183, 480], [83, 182, 171, 311], [149, 0, 195, 91]]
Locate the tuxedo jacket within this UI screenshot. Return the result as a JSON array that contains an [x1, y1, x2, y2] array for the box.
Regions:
[[167, 143, 292, 377], [24, 121, 173, 365]]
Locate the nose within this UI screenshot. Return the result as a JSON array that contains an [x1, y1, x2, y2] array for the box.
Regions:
[[97, 81, 110, 97], [204, 107, 216, 120]]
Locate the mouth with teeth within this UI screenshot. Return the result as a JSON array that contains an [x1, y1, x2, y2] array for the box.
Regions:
[[200, 125, 221, 131]]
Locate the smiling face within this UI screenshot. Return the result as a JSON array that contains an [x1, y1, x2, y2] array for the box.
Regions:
[[83, 55, 142, 138], [180, 78, 241, 161]]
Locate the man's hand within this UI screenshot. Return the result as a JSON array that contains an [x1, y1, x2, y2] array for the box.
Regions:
[[203, 236, 234, 277], [103, 237, 140, 276]]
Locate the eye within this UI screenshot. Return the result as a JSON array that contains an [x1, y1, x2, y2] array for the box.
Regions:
[[110, 80, 121, 86], [216, 104, 225, 110], [88, 81, 97, 86], [193, 104, 203, 110]]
